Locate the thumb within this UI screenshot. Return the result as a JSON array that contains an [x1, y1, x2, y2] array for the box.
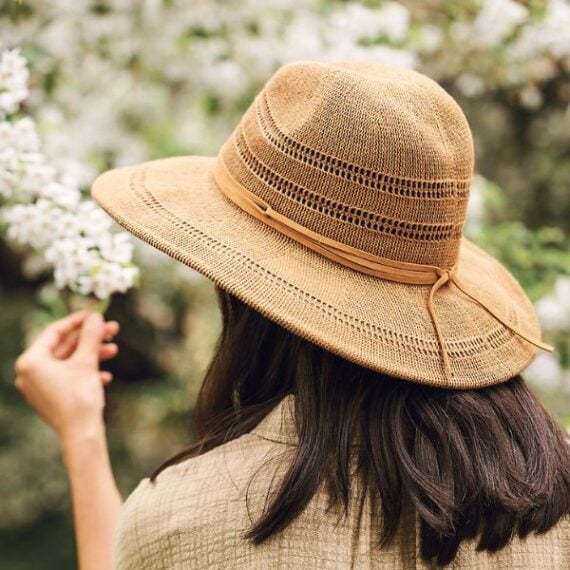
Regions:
[[74, 312, 105, 365]]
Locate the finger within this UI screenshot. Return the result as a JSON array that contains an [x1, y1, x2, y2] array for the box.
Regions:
[[55, 321, 118, 360], [73, 312, 106, 365], [31, 311, 88, 354], [53, 329, 80, 359], [99, 343, 119, 361], [100, 371, 113, 384], [103, 321, 120, 341], [32, 327, 62, 355], [44, 310, 88, 339]]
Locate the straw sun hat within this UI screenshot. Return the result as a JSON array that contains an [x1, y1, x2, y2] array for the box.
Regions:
[[92, 60, 553, 389]]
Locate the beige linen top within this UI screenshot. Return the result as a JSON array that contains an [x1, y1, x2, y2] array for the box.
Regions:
[[114, 394, 570, 569]]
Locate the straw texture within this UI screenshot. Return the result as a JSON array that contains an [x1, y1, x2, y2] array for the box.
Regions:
[[112, 395, 570, 569], [92, 60, 547, 388]]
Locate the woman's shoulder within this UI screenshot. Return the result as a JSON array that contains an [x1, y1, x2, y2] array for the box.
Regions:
[[142, 396, 296, 491], [113, 429, 293, 569], [127, 395, 297, 502], [129, 429, 292, 507]]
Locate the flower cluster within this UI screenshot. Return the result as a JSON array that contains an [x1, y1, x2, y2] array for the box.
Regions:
[[0, 49, 139, 301], [441, 0, 570, 108], [0, 48, 29, 116], [1, 0, 565, 180], [0, 117, 55, 201], [0, 1, 419, 169]]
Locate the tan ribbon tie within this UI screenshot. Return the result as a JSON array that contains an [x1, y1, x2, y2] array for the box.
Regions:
[[429, 266, 555, 380], [211, 157, 553, 381]]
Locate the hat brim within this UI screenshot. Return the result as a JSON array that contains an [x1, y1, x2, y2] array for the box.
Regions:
[[92, 155, 541, 388]]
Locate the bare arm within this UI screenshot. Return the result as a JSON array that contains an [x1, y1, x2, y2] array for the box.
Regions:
[[14, 311, 124, 570], [62, 427, 123, 570]]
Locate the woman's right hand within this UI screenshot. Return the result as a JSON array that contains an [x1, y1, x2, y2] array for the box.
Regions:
[[14, 311, 120, 443]]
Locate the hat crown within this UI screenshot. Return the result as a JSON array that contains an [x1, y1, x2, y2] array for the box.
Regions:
[[218, 61, 474, 269]]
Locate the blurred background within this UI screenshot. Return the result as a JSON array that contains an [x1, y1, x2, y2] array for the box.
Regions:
[[0, 1, 569, 567]]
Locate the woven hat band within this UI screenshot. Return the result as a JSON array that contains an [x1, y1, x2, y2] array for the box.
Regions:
[[211, 155, 553, 382], [212, 154, 445, 284]]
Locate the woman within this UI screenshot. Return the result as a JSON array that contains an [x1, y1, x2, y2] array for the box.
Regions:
[[15, 61, 570, 569]]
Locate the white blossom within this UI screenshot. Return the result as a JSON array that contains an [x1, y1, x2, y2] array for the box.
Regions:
[[91, 262, 139, 299], [456, 73, 485, 98], [3, 200, 64, 249], [0, 148, 55, 202], [0, 118, 56, 201], [74, 201, 114, 236], [524, 352, 562, 390], [377, 2, 410, 43], [329, 2, 410, 43], [508, 0, 570, 62], [554, 276, 570, 305], [364, 45, 417, 68], [95, 232, 135, 265], [472, 0, 528, 48], [0, 118, 42, 154], [519, 84, 543, 110], [416, 25, 443, 54], [535, 276, 570, 333], [0, 48, 29, 116], [39, 181, 81, 209]]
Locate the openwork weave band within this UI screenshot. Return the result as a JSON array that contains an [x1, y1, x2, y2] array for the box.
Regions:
[[212, 155, 554, 382]]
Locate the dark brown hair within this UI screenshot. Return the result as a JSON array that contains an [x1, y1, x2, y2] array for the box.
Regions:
[[150, 285, 570, 566]]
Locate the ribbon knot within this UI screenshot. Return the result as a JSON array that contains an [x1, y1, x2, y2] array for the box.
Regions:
[[435, 267, 453, 284], [426, 265, 554, 381], [212, 157, 553, 383]]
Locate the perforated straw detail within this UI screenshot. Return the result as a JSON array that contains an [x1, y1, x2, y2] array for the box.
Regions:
[[234, 127, 461, 243], [130, 165, 520, 363], [257, 91, 471, 200]]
